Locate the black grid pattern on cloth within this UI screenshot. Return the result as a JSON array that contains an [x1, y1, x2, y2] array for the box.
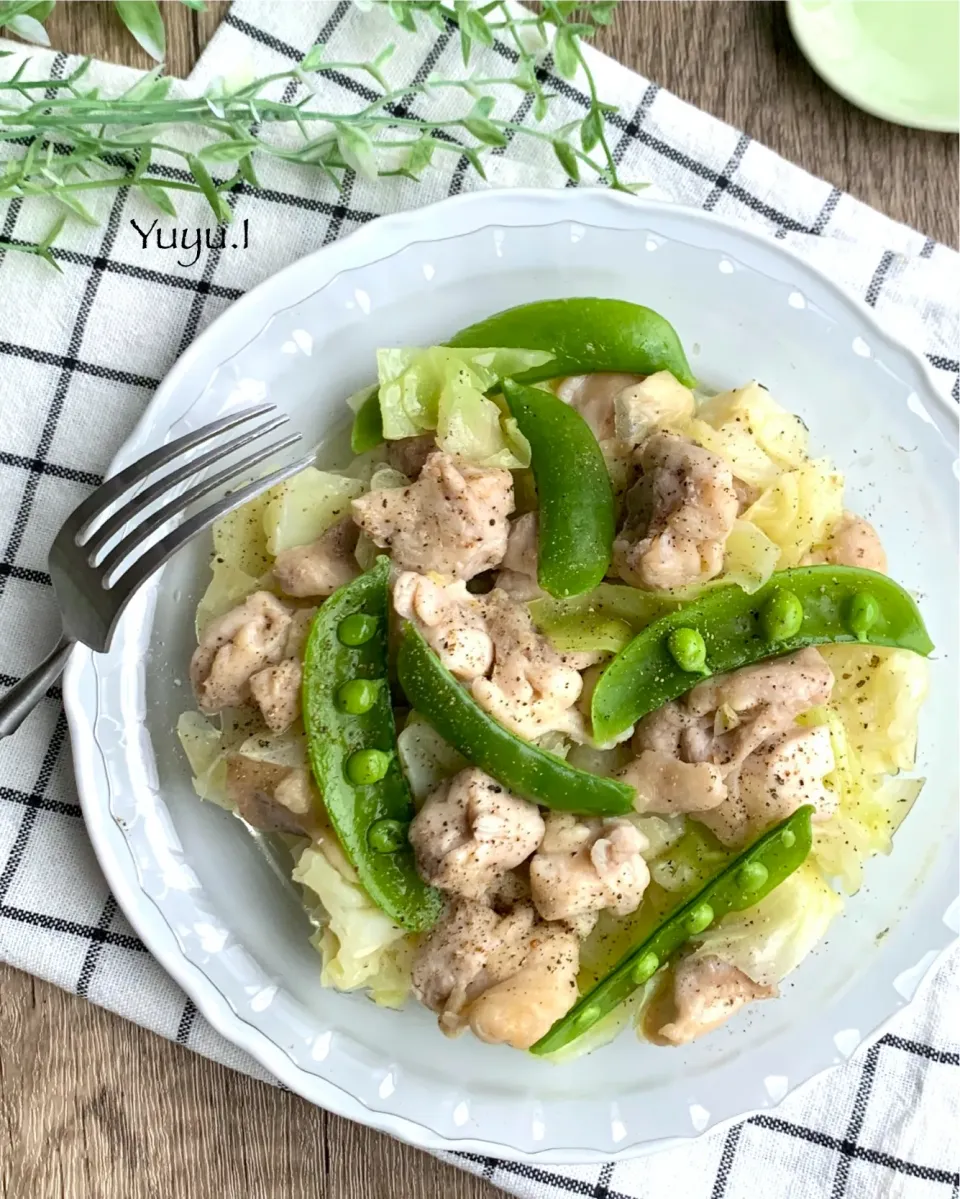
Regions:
[[0, 5, 957, 1197]]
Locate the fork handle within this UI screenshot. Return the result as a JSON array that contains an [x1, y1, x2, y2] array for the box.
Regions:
[[0, 636, 75, 738]]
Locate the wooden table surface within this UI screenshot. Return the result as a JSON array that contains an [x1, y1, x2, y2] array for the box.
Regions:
[[0, 5, 956, 1199]]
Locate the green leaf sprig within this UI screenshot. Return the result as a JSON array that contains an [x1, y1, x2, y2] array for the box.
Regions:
[[0, 1, 639, 266]]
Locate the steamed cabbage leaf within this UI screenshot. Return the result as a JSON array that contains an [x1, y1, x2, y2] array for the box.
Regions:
[[176, 711, 233, 809], [397, 711, 467, 804], [697, 382, 808, 470], [820, 644, 929, 775], [212, 490, 272, 576], [799, 704, 924, 894], [262, 467, 364, 555], [375, 346, 553, 468], [687, 861, 842, 986], [743, 458, 844, 567], [613, 371, 695, 448], [293, 841, 413, 1006], [195, 560, 259, 637]]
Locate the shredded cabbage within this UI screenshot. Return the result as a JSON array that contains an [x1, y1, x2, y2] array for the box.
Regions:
[[742, 458, 844, 567], [262, 467, 364, 555], [397, 711, 467, 804], [195, 560, 259, 637], [176, 711, 232, 809], [293, 841, 413, 1006], [688, 861, 842, 986], [375, 346, 549, 468]]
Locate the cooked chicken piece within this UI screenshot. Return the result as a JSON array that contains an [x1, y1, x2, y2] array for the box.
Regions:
[[352, 451, 514, 580], [273, 516, 360, 599], [411, 898, 535, 1034], [387, 433, 436, 479], [699, 724, 837, 847], [812, 512, 887, 574], [225, 754, 320, 836], [556, 373, 646, 441], [394, 575, 588, 740], [529, 811, 650, 928], [472, 588, 588, 741], [650, 955, 776, 1046], [618, 750, 727, 815], [496, 512, 542, 600], [191, 591, 291, 714], [468, 923, 580, 1050], [487, 867, 532, 912], [245, 606, 315, 733], [632, 701, 699, 757], [393, 572, 493, 679], [683, 647, 835, 775], [613, 432, 738, 590], [409, 768, 545, 900], [248, 658, 302, 734]]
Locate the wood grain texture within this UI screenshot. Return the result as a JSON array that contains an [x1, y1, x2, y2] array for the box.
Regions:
[[0, 965, 497, 1199], [1, 4, 957, 1199]]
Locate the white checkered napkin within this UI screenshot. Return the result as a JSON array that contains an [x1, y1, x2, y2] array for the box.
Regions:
[[0, 3, 958, 1196]]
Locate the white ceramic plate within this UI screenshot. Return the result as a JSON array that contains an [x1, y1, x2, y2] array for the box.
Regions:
[[64, 190, 958, 1163]]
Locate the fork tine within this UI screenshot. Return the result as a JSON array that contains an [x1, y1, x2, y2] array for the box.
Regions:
[[99, 432, 302, 584], [71, 404, 277, 543], [106, 452, 317, 617], [85, 414, 290, 561]]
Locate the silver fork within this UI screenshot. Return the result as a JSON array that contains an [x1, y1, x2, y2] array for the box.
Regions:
[[0, 404, 314, 738]]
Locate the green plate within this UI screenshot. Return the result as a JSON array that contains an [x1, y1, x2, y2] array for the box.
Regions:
[[787, 0, 960, 132]]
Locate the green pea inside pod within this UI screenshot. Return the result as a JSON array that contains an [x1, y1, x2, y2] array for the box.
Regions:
[[368, 817, 408, 853], [736, 860, 769, 894], [631, 950, 660, 985], [847, 590, 881, 641], [337, 678, 380, 715], [761, 588, 804, 643], [337, 612, 378, 647], [346, 748, 391, 785], [667, 626, 708, 674], [684, 901, 715, 936]]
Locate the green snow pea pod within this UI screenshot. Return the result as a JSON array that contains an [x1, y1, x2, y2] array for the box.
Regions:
[[530, 805, 814, 1056], [350, 297, 695, 451], [449, 298, 696, 387], [397, 624, 635, 816], [303, 557, 443, 933], [502, 379, 615, 599], [591, 565, 934, 745]]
